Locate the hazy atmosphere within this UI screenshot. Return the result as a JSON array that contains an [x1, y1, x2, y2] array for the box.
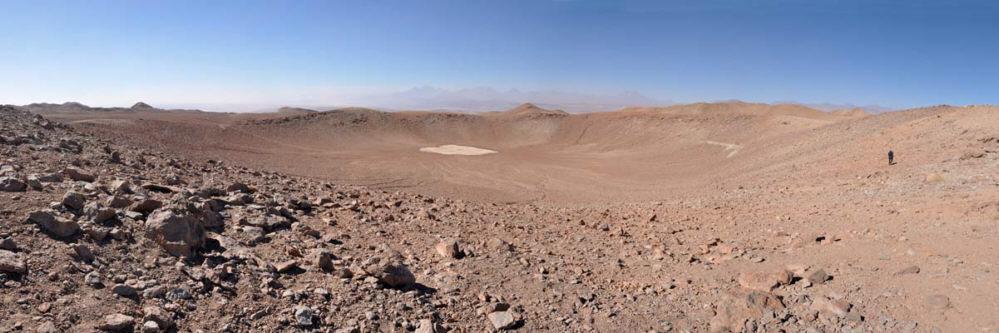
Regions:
[[2, 0, 998, 111]]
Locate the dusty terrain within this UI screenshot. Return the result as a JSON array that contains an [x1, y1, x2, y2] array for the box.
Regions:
[[2, 101, 998, 332]]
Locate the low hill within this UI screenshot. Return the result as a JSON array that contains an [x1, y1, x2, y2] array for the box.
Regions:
[[20, 101, 204, 114], [492, 103, 570, 118], [130, 101, 155, 110], [276, 106, 319, 115]]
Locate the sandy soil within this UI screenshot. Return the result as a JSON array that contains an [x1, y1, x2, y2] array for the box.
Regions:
[[2, 102, 998, 332]]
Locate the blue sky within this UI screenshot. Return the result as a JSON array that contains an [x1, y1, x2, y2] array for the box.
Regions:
[[1, 0, 997, 110]]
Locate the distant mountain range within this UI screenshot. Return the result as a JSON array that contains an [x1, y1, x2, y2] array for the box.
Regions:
[[16, 101, 204, 114], [788, 102, 895, 114], [12, 95, 897, 116], [339, 86, 670, 113]]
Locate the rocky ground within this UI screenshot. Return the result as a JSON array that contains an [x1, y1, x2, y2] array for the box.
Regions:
[[1, 105, 996, 332]]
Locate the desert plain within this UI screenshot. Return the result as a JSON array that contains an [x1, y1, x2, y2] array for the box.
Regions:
[[1, 101, 997, 332]]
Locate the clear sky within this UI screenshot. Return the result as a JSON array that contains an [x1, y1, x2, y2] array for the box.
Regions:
[[1, 0, 997, 110]]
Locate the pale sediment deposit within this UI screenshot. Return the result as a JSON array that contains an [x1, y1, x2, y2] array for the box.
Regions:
[[419, 144, 497, 155]]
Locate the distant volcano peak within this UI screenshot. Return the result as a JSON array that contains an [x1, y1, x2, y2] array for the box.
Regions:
[[506, 102, 568, 116], [131, 102, 155, 110]]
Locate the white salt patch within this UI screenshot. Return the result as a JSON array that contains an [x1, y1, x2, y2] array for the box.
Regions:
[[704, 140, 743, 158], [419, 145, 497, 156]]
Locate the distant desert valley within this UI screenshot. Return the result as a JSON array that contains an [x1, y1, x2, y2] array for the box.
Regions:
[[2, 101, 998, 332]]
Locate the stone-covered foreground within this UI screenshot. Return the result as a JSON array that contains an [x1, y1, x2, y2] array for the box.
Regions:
[[0, 104, 948, 332]]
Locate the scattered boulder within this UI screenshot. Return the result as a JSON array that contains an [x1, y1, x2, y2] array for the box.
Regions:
[[239, 226, 267, 244], [62, 191, 86, 210], [88, 205, 118, 224], [227, 193, 253, 205], [107, 195, 131, 209], [31, 114, 52, 127], [141, 321, 159, 333], [85, 271, 104, 287], [487, 238, 513, 252], [63, 167, 96, 182], [0, 176, 27, 192], [315, 249, 335, 272], [0, 250, 27, 274], [84, 226, 110, 241], [25, 175, 43, 190], [415, 319, 440, 333], [110, 179, 132, 195], [806, 269, 830, 285], [737, 269, 791, 292], [243, 214, 290, 232], [202, 198, 227, 212], [34, 172, 63, 183], [810, 297, 850, 317], [334, 267, 354, 279], [143, 286, 166, 299], [487, 310, 518, 330], [72, 244, 96, 262], [144, 208, 206, 257], [745, 291, 785, 311], [197, 203, 225, 228], [294, 305, 315, 327], [783, 263, 808, 278], [710, 290, 785, 333], [98, 314, 135, 331], [109, 227, 128, 240], [165, 287, 194, 301], [141, 183, 178, 193], [292, 222, 320, 238], [363, 255, 416, 288], [142, 306, 175, 330], [0, 237, 18, 251], [35, 321, 59, 333], [435, 239, 462, 259], [227, 182, 252, 193], [274, 260, 300, 273], [129, 198, 163, 215], [27, 210, 80, 238], [112, 284, 139, 298], [59, 138, 83, 153]]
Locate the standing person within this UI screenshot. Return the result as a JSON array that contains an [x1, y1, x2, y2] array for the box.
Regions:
[[888, 150, 894, 165]]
